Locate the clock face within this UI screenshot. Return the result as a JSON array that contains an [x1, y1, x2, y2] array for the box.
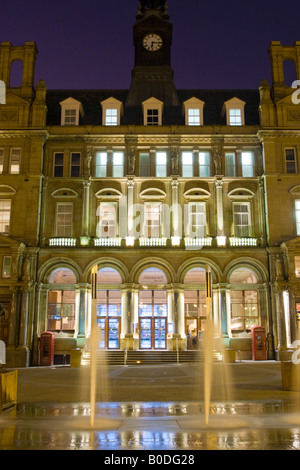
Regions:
[[143, 34, 163, 52]]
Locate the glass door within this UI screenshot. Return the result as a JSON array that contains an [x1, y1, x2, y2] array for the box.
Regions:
[[140, 318, 152, 349], [108, 318, 120, 349], [154, 318, 167, 349]]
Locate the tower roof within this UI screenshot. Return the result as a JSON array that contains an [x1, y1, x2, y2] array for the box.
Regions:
[[137, 1, 169, 20]]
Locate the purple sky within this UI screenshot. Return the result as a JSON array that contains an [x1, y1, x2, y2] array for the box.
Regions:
[[0, 0, 299, 90]]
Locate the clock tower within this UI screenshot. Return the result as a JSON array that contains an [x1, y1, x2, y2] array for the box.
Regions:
[[126, 1, 179, 108]]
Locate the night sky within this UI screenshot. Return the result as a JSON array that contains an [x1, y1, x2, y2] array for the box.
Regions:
[[0, 0, 299, 91]]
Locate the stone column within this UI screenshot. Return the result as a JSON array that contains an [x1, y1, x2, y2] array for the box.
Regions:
[[219, 284, 228, 337], [121, 285, 134, 349], [18, 288, 29, 349], [215, 178, 224, 239], [78, 284, 89, 337], [81, 179, 91, 244], [127, 177, 135, 242], [171, 177, 181, 244]]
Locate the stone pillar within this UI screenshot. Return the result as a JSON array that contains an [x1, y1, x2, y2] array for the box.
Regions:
[[78, 284, 88, 337], [18, 288, 29, 349], [81, 179, 90, 244], [171, 177, 181, 243], [127, 177, 135, 241], [215, 178, 224, 238], [219, 284, 228, 337], [172, 285, 184, 349], [121, 285, 134, 349], [7, 288, 20, 349]]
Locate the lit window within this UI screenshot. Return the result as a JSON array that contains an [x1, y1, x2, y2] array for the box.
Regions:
[[0, 149, 4, 174], [97, 203, 117, 238], [10, 148, 21, 174], [188, 109, 201, 126], [241, 151, 254, 177], [156, 152, 167, 177], [188, 202, 206, 237], [112, 152, 124, 177], [285, 149, 297, 174], [182, 152, 193, 177], [231, 290, 258, 331], [0, 200, 11, 235], [70, 152, 81, 177], [2, 256, 11, 279], [53, 153, 64, 177], [199, 152, 210, 177], [139, 153, 150, 177], [229, 108, 242, 126], [95, 152, 107, 177], [225, 152, 236, 177], [105, 109, 118, 126], [296, 200, 300, 235], [145, 204, 161, 238], [56, 203, 73, 237], [233, 203, 251, 237]]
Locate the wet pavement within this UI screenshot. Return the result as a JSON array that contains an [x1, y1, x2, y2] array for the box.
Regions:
[[1, 362, 300, 451]]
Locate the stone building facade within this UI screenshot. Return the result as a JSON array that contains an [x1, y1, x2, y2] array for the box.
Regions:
[[0, 1, 299, 366]]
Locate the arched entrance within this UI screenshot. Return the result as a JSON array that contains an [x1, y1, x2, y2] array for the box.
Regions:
[[138, 267, 168, 349], [96, 267, 122, 349], [184, 267, 206, 350]]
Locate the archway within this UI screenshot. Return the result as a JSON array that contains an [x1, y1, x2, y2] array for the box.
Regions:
[[183, 267, 207, 349], [47, 267, 77, 332]]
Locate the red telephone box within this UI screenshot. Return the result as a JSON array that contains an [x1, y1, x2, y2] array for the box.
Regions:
[[251, 326, 266, 360], [39, 332, 55, 366]]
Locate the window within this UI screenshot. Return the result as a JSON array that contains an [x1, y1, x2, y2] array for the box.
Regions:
[[142, 98, 163, 126], [285, 149, 297, 173], [64, 109, 77, 126], [0, 200, 11, 234], [112, 152, 124, 177], [2, 256, 11, 279], [233, 203, 251, 237], [188, 109, 201, 126], [56, 203, 73, 237], [188, 202, 206, 237], [105, 109, 118, 126], [147, 109, 159, 126], [183, 97, 204, 126], [139, 153, 150, 177], [229, 108, 242, 126], [223, 97, 245, 126], [199, 152, 210, 177], [296, 200, 300, 235], [231, 290, 259, 331], [60, 98, 83, 126], [241, 151, 254, 177], [54, 153, 64, 177], [70, 152, 81, 177], [95, 152, 107, 177], [48, 290, 76, 331], [182, 152, 193, 177], [10, 148, 21, 174], [101, 97, 122, 126], [97, 203, 117, 238], [225, 152, 236, 176], [156, 151, 167, 177], [145, 204, 161, 238], [0, 149, 4, 174]]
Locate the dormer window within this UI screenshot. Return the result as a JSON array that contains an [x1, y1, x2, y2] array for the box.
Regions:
[[223, 97, 245, 126], [183, 97, 205, 126], [101, 97, 123, 126], [60, 98, 84, 126], [142, 97, 163, 126]]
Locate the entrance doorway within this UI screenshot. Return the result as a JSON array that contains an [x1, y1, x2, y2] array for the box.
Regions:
[[98, 317, 120, 349], [139, 317, 167, 349]]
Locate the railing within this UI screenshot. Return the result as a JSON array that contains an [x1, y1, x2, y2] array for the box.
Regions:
[[184, 237, 212, 248], [94, 238, 122, 247], [49, 238, 77, 247], [229, 237, 257, 247], [139, 237, 167, 247]]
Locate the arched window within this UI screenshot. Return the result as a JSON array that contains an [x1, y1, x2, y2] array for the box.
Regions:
[[47, 268, 77, 332], [283, 59, 297, 87], [97, 267, 122, 349], [229, 267, 259, 333], [9, 60, 24, 88], [138, 267, 168, 349]]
